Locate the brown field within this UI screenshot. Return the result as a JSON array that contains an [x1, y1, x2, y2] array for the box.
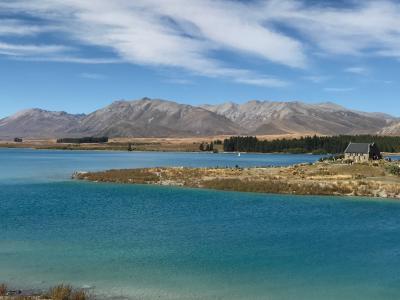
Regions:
[[74, 159, 400, 199], [0, 134, 312, 152], [0, 138, 210, 152]]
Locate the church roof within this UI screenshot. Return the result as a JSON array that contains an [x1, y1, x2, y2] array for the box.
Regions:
[[344, 142, 374, 154]]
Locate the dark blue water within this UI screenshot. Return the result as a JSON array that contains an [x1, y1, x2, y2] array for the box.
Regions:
[[1, 149, 400, 299]]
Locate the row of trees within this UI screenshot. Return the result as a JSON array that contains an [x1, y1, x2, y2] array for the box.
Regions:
[[57, 137, 109, 144], [223, 135, 400, 154], [199, 142, 214, 151]]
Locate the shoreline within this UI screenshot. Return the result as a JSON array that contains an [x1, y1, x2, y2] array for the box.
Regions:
[[0, 283, 91, 300], [2, 145, 400, 158], [1, 139, 400, 156], [73, 160, 400, 199], [0, 145, 325, 156]]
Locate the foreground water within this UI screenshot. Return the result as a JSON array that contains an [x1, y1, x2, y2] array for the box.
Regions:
[[1, 149, 400, 299]]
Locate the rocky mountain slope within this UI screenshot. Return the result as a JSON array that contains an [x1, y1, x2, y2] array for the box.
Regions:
[[77, 98, 241, 137], [0, 109, 84, 139], [0, 98, 241, 138], [201, 101, 397, 135], [378, 122, 400, 136], [0, 98, 398, 138]]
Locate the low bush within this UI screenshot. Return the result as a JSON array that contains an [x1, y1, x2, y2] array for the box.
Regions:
[[387, 164, 400, 176], [49, 284, 73, 300], [0, 283, 7, 296], [48, 284, 88, 300]]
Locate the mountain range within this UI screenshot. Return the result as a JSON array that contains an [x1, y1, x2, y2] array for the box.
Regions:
[[1, 98, 399, 139]]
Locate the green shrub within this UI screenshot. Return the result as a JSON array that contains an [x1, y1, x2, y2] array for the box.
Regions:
[[312, 149, 329, 155], [387, 164, 400, 176]]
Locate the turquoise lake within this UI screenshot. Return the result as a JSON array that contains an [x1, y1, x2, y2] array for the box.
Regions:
[[1, 149, 400, 299]]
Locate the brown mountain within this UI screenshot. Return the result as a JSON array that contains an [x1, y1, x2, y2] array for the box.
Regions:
[[0, 98, 241, 138], [77, 98, 242, 137], [379, 122, 400, 136], [201, 100, 398, 135], [0, 98, 398, 139], [0, 109, 84, 139]]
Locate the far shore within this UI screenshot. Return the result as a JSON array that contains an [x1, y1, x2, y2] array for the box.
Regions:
[[73, 159, 400, 199], [0, 134, 326, 153], [1, 139, 400, 157]]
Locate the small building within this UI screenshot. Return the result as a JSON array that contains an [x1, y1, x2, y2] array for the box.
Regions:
[[344, 142, 382, 162], [14, 137, 23, 143]]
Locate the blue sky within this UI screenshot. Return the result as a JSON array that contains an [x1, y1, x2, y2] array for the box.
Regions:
[[1, 0, 400, 118]]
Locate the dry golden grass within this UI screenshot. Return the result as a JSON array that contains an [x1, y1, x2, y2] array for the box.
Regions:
[[47, 284, 88, 300], [0, 284, 89, 300], [75, 160, 400, 199], [0, 283, 7, 296], [49, 284, 72, 300], [70, 290, 87, 300], [0, 133, 320, 152], [0, 138, 219, 152]]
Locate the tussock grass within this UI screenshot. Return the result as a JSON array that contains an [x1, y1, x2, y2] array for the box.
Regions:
[[76, 169, 159, 184], [74, 161, 400, 199], [49, 284, 73, 300], [0, 284, 89, 300], [0, 283, 7, 296], [12, 297, 34, 300], [48, 284, 88, 300]]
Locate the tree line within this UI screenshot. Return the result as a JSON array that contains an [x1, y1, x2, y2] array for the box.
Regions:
[[223, 135, 400, 154], [57, 137, 109, 144]]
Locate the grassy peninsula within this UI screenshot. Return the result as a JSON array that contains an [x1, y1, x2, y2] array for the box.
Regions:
[[74, 159, 400, 199]]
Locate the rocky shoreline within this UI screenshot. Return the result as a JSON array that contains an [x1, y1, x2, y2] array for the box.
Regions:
[[73, 160, 400, 199]]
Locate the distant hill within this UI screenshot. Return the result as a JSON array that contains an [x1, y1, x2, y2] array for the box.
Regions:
[[0, 98, 398, 138], [76, 98, 242, 137], [0, 98, 241, 138], [0, 109, 84, 139], [201, 100, 398, 136]]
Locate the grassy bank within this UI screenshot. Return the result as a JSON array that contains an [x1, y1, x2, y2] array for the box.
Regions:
[[0, 283, 89, 300], [74, 160, 400, 199], [0, 138, 225, 152]]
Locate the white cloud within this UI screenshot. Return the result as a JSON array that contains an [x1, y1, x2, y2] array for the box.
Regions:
[[234, 77, 288, 87], [0, 19, 47, 36], [303, 75, 329, 83], [0, 42, 70, 56], [79, 73, 107, 80], [17, 56, 121, 64], [0, 41, 117, 64], [264, 0, 400, 59], [383, 80, 394, 84], [324, 87, 354, 92], [163, 78, 194, 85], [3, 1, 400, 86], [0, 0, 303, 86], [344, 67, 368, 75]]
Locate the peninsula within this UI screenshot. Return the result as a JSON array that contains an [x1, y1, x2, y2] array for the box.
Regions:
[[73, 158, 400, 199]]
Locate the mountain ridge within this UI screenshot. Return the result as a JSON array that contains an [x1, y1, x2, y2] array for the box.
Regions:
[[201, 100, 398, 135], [1, 98, 399, 138]]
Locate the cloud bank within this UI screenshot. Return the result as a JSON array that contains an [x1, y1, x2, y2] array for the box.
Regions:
[[1, 0, 400, 86]]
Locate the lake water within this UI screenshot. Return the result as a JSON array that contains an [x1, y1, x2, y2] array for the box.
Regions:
[[1, 149, 400, 300]]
